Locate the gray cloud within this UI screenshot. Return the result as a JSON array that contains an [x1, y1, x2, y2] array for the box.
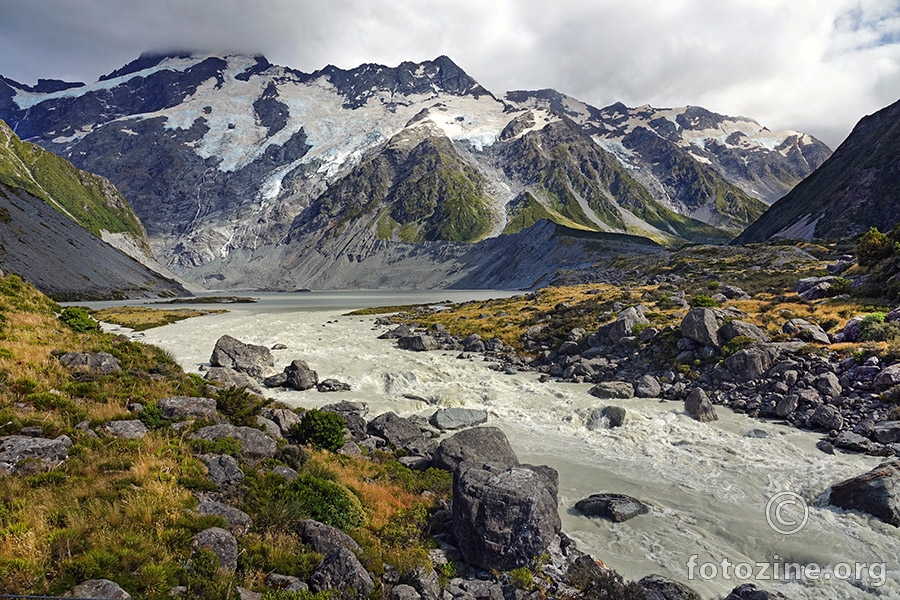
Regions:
[[0, 0, 898, 148]]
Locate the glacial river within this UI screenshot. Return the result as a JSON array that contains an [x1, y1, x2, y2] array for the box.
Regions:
[[96, 292, 900, 599]]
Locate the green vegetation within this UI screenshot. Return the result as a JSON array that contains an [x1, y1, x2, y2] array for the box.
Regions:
[[58, 306, 100, 333], [689, 295, 719, 308], [92, 306, 227, 331], [290, 409, 346, 452], [858, 227, 895, 267], [0, 120, 148, 246], [0, 275, 450, 598]]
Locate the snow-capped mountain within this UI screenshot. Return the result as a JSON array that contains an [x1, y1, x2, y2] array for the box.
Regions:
[[0, 53, 831, 289]]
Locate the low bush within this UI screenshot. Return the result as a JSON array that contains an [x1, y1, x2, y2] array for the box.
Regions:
[[215, 386, 267, 427], [58, 307, 100, 333], [689, 295, 719, 308], [291, 410, 346, 452]]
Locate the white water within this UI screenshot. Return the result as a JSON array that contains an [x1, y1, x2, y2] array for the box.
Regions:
[[101, 292, 900, 599]]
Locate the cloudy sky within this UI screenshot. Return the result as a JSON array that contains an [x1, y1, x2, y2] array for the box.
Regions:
[[1, 0, 898, 148]]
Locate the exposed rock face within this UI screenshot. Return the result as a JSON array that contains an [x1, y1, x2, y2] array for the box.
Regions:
[[192, 526, 239, 573], [201, 454, 245, 490], [192, 425, 277, 463], [284, 360, 319, 391], [209, 335, 275, 380], [0, 435, 69, 472], [431, 427, 519, 472], [718, 320, 769, 344], [684, 389, 718, 422], [309, 547, 374, 600], [158, 396, 218, 421], [58, 352, 122, 375], [452, 463, 561, 570], [575, 493, 649, 522], [204, 367, 264, 395], [596, 306, 650, 343], [367, 412, 427, 453], [680, 308, 721, 348], [69, 579, 132, 599], [830, 460, 900, 526], [783, 319, 830, 344]]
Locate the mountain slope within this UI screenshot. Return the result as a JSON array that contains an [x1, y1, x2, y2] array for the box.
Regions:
[[0, 120, 189, 299], [0, 53, 830, 288], [734, 98, 900, 243]]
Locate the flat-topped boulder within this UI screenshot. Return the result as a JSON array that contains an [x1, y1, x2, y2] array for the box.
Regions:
[[431, 426, 519, 473], [429, 408, 488, 431], [830, 460, 900, 526], [0, 435, 69, 473], [58, 351, 121, 375], [575, 493, 649, 522], [158, 396, 217, 421], [192, 425, 277, 463]]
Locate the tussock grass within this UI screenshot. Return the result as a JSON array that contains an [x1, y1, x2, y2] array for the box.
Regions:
[[92, 306, 226, 331]]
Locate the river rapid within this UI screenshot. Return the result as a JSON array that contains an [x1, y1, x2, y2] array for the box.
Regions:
[[98, 292, 900, 599]]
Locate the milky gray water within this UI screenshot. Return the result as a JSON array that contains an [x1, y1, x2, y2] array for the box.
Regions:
[[98, 292, 900, 599]]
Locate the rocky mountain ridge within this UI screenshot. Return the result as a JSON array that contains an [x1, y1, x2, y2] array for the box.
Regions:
[[0, 52, 831, 289]]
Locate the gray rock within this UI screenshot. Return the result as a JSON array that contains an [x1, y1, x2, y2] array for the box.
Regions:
[[260, 407, 302, 438], [210, 334, 275, 380], [103, 420, 149, 440], [718, 320, 769, 344], [429, 408, 489, 431], [432, 427, 519, 473], [720, 285, 750, 300], [575, 493, 649, 522], [262, 372, 289, 388], [680, 308, 721, 348], [792, 276, 836, 295], [774, 395, 798, 418], [587, 406, 626, 430], [725, 583, 787, 599], [58, 352, 122, 375], [400, 566, 441, 600], [782, 318, 830, 344], [398, 335, 440, 352], [875, 363, 900, 387], [558, 341, 580, 355], [256, 416, 282, 440], [634, 374, 661, 398], [317, 378, 352, 392], [309, 547, 374, 600], [379, 324, 412, 339], [588, 381, 634, 399], [69, 579, 132, 599], [684, 389, 718, 422], [810, 405, 843, 431], [192, 526, 238, 573], [266, 573, 307, 591], [872, 421, 900, 444], [837, 317, 864, 343], [299, 519, 362, 555], [235, 587, 261, 600], [0, 435, 68, 471], [724, 345, 778, 380], [638, 575, 701, 600], [814, 372, 842, 398], [196, 498, 252, 536], [204, 367, 264, 395], [390, 584, 421, 600], [830, 460, 900, 526], [201, 454, 244, 490], [367, 412, 425, 451], [192, 425, 277, 463], [321, 402, 368, 440], [799, 282, 832, 301], [270, 465, 298, 481], [452, 463, 561, 570], [833, 431, 881, 454], [462, 334, 486, 353], [158, 396, 217, 421], [284, 359, 318, 391]]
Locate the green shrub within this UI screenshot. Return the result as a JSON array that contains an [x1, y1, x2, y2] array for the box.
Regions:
[[216, 386, 267, 427], [291, 410, 346, 452], [58, 307, 100, 333], [189, 437, 243, 457], [689, 295, 719, 308], [276, 445, 309, 472], [722, 335, 756, 356], [262, 590, 340, 600], [827, 277, 852, 297], [858, 227, 895, 267], [138, 403, 167, 430], [280, 474, 366, 530], [509, 567, 534, 591]]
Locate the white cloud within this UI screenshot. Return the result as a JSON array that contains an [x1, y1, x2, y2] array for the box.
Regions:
[[0, 0, 897, 147]]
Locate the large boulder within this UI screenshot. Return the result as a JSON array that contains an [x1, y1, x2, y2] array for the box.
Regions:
[[204, 367, 264, 395], [368, 412, 423, 447], [299, 519, 363, 555], [429, 408, 489, 431], [575, 493, 649, 522], [638, 575, 701, 600], [875, 363, 900, 388], [398, 335, 440, 352], [196, 498, 252, 537], [588, 381, 634, 399], [321, 402, 368, 440], [69, 579, 132, 599], [684, 389, 718, 422], [192, 526, 238, 573], [158, 396, 218, 421], [872, 421, 900, 444], [58, 352, 122, 376], [260, 407, 303, 438], [103, 420, 148, 440], [599, 306, 650, 343], [0, 435, 68, 472], [284, 359, 319, 391], [782, 319, 830, 344], [724, 345, 779, 381], [192, 425, 277, 463], [718, 320, 769, 344], [680, 308, 721, 348], [634, 375, 661, 398], [452, 463, 561, 570], [829, 460, 900, 526], [210, 335, 275, 379], [725, 584, 787, 599], [201, 454, 245, 490], [309, 547, 374, 600], [431, 427, 519, 473]]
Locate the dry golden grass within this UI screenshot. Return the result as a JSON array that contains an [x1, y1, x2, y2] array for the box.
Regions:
[[92, 306, 226, 331]]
